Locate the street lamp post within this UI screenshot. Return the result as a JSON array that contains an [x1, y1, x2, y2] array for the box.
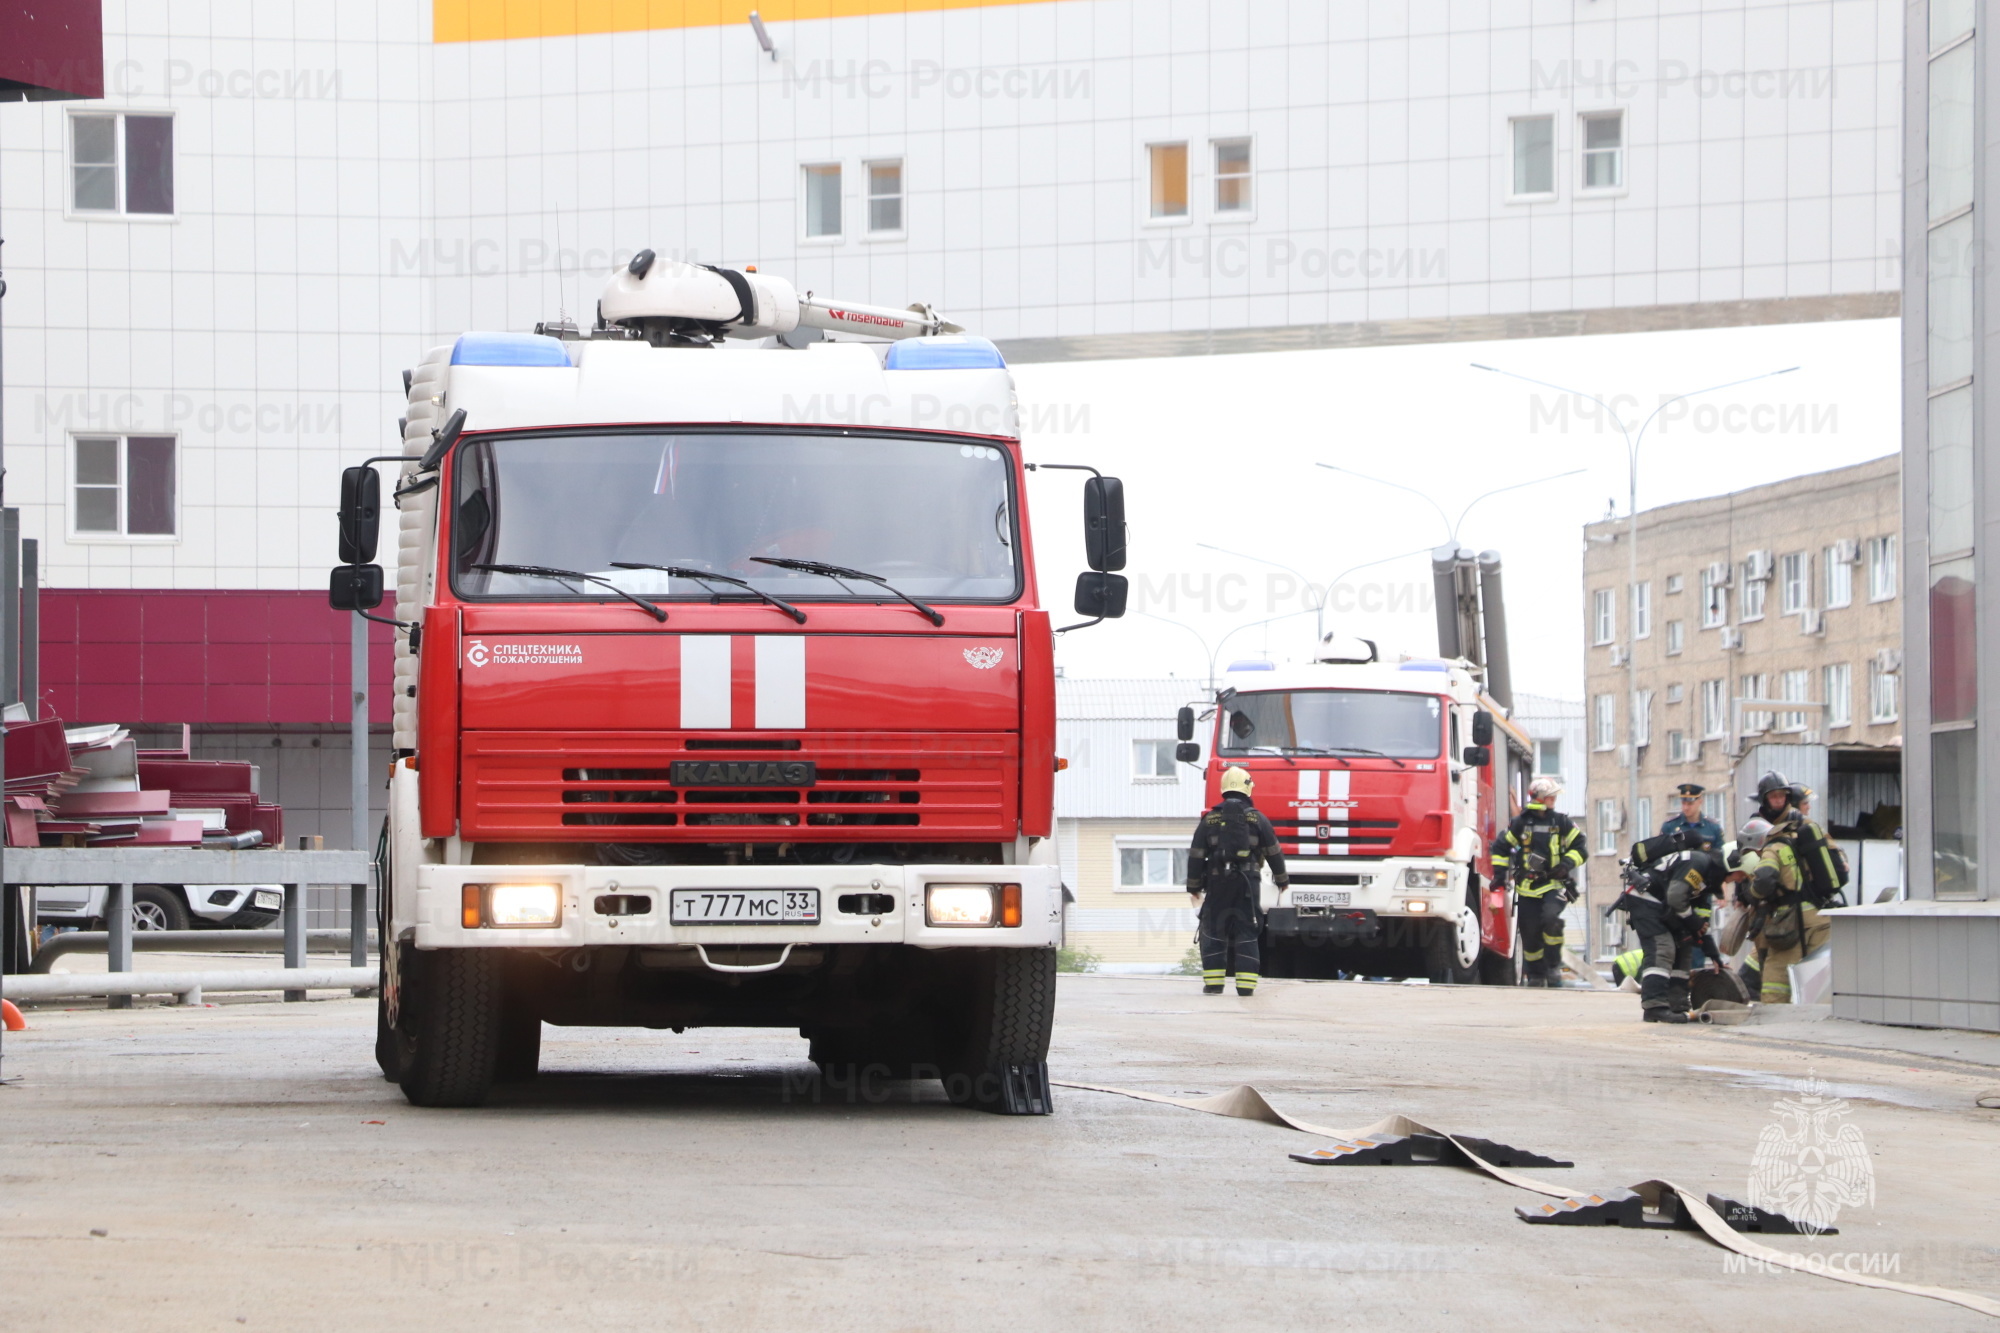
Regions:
[[1470, 362, 1799, 871]]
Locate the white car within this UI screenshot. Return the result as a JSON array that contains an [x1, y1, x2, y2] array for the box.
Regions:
[[32, 883, 284, 932]]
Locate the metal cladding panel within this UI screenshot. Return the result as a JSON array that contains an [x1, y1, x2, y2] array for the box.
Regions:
[[459, 730, 1017, 842], [457, 632, 1020, 732], [40, 590, 395, 725]]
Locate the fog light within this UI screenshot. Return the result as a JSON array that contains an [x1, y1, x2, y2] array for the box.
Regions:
[[1404, 899, 1430, 913], [926, 884, 997, 927], [467, 883, 563, 928], [1403, 867, 1449, 889]]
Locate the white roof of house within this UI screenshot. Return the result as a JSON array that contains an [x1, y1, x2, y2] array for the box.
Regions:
[[1057, 677, 1206, 721]]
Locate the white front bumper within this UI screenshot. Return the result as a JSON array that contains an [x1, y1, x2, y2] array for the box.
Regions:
[[1280, 858, 1465, 918], [409, 862, 1063, 949]]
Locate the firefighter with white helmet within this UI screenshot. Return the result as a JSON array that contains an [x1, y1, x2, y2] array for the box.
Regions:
[[1185, 766, 1289, 996], [1489, 776, 1586, 987]]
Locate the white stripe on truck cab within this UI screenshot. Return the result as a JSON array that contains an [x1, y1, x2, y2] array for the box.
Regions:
[[679, 636, 732, 728], [755, 636, 806, 729]]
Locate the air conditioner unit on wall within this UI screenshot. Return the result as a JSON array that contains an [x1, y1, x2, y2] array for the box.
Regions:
[[1831, 538, 1861, 564], [1608, 645, 1626, 667], [1706, 561, 1732, 587], [1743, 550, 1773, 581], [1719, 627, 1742, 650], [1800, 609, 1825, 636], [1875, 648, 1903, 673]]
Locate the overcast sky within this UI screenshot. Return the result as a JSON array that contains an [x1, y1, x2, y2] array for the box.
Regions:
[[1014, 316, 1900, 703]]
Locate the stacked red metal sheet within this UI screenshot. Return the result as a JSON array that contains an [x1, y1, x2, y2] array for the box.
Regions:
[[2, 716, 282, 848]]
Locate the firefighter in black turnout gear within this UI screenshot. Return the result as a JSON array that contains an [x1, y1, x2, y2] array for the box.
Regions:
[[1617, 847, 1731, 1023], [1186, 766, 1288, 996], [1489, 777, 1586, 986]]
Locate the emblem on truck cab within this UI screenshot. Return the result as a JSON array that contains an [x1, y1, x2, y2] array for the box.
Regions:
[[670, 760, 817, 787], [963, 647, 1004, 669], [465, 640, 489, 668]]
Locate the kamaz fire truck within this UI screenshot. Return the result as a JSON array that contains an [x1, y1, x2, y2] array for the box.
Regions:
[[329, 253, 1128, 1110], [1177, 551, 1535, 984]]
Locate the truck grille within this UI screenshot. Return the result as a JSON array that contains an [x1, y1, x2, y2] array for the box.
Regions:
[[462, 733, 1014, 841]]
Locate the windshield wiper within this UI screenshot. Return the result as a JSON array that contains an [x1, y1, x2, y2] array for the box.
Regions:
[[609, 563, 807, 624], [470, 564, 667, 622], [748, 556, 944, 626], [1324, 745, 1408, 769]]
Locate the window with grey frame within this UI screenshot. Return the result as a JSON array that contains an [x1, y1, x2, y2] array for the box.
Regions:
[[1580, 111, 1623, 189], [866, 160, 903, 233], [70, 112, 174, 215], [802, 163, 842, 238], [1213, 138, 1251, 213]]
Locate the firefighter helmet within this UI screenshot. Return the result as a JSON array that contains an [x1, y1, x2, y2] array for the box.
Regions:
[[1738, 816, 1774, 849], [1528, 776, 1562, 803], [1219, 767, 1254, 796]]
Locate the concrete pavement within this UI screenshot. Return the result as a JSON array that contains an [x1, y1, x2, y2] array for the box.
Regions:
[[1, 975, 1995, 1331]]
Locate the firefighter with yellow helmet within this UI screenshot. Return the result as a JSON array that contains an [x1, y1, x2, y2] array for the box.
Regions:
[[1185, 766, 1289, 996], [1489, 776, 1586, 987]]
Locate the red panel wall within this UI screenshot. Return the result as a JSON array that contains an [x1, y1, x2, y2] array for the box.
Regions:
[[41, 590, 398, 726]]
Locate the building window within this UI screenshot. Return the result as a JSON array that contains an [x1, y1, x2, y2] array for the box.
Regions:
[[1664, 573, 1683, 595], [803, 163, 842, 238], [866, 160, 903, 233], [1701, 679, 1726, 740], [1866, 535, 1897, 601], [1632, 690, 1652, 748], [73, 435, 176, 537], [1592, 694, 1615, 750], [1580, 111, 1623, 189], [1779, 552, 1809, 615], [1636, 795, 1653, 836], [1132, 740, 1178, 779], [1824, 547, 1854, 609], [1740, 558, 1768, 621], [1665, 620, 1684, 656], [1869, 658, 1900, 723], [1777, 669, 1810, 733], [1632, 581, 1652, 639], [1117, 843, 1190, 890], [1824, 663, 1853, 729], [1594, 799, 1618, 854], [1702, 790, 1726, 823], [1213, 138, 1251, 212], [1704, 556, 1736, 624], [1511, 116, 1555, 196], [1665, 683, 1683, 704], [1741, 672, 1770, 734], [1667, 730, 1690, 764], [70, 111, 175, 216], [1592, 588, 1615, 645], [1148, 142, 1188, 219], [1534, 738, 1562, 775]]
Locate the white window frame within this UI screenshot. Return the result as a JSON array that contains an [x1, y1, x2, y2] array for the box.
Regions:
[[1777, 669, 1810, 733], [1701, 564, 1729, 628], [1869, 659, 1900, 722], [66, 109, 178, 221], [863, 158, 904, 237], [1636, 795, 1653, 836], [801, 162, 843, 241], [1665, 619, 1684, 656], [1741, 673, 1771, 735], [1824, 548, 1854, 609], [1146, 141, 1191, 223], [1632, 581, 1652, 640], [1701, 679, 1727, 740], [1779, 552, 1809, 615], [1594, 799, 1618, 854], [1824, 663, 1853, 729], [1664, 573, 1684, 595], [1632, 689, 1653, 748], [1702, 791, 1726, 823], [1592, 694, 1616, 750], [1866, 535, 1898, 602], [1579, 109, 1625, 192], [69, 433, 180, 542], [1534, 737, 1562, 776], [1510, 114, 1556, 200], [1592, 588, 1615, 645], [1131, 739, 1179, 781], [1211, 136, 1253, 216], [1114, 839, 1191, 892], [1667, 730, 1690, 764]]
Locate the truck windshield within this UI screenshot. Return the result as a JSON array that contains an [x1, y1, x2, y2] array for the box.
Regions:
[[1219, 690, 1443, 760], [451, 430, 1019, 602]]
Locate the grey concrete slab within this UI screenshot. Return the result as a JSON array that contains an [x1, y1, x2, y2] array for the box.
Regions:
[[0, 977, 1995, 1331]]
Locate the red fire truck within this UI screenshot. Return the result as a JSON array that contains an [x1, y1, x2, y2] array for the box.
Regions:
[[330, 254, 1127, 1110], [1181, 640, 1534, 984]]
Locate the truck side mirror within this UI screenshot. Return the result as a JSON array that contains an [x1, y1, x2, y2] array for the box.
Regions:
[[1082, 475, 1126, 572], [1073, 571, 1128, 619], [338, 465, 381, 564], [1471, 709, 1494, 746], [329, 564, 385, 611], [1462, 745, 1491, 767], [1175, 741, 1202, 764], [1176, 705, 1195, 742]]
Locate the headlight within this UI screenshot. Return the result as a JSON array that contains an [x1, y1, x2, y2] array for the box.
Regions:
[[925, 883, 1023, 927], [464, 883, 563, 928], [1403, 868, 1450, 889]]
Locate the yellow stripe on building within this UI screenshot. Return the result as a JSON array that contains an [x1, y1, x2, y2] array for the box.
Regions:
[[434, 0, 1080, 43]]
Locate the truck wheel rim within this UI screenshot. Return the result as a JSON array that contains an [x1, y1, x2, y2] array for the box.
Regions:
[[132, 903, 171, 931], [1454, 906, 1480, 968]]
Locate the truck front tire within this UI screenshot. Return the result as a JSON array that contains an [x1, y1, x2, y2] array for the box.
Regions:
[[946, 947, 1056, 1115], [132, 885, 191, 932], [395, 949, 502, 1107]]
